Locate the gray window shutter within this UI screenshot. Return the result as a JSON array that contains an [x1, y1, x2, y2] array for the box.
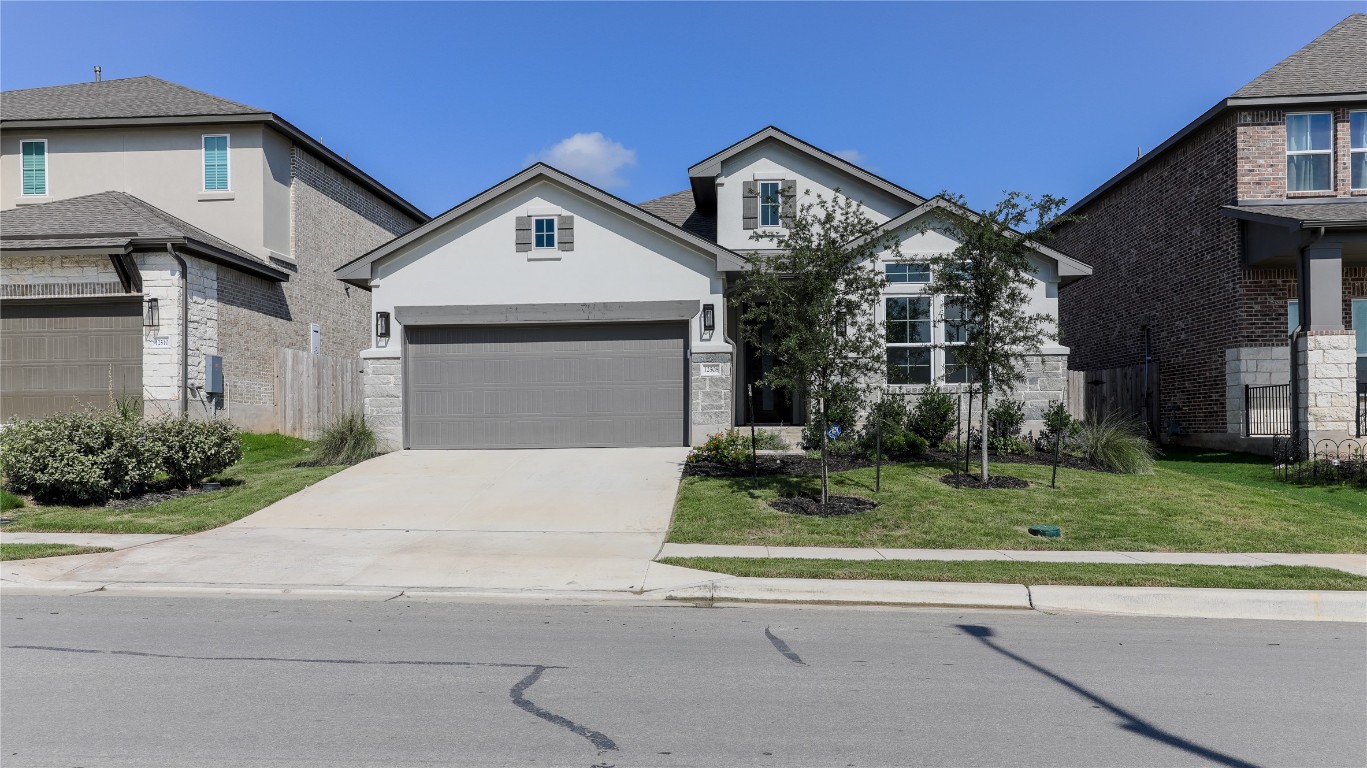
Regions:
[[780, 180, 797, 223], [515, 216, 533, 252], [557, 215, 574, 251], [742, 181, 758, 230]]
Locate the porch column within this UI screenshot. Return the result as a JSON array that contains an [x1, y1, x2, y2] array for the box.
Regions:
[[1293, 241, 1354, 441]]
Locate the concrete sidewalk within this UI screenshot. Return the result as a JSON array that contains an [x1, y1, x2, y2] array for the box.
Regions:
[[659, 543, 1367, 576]]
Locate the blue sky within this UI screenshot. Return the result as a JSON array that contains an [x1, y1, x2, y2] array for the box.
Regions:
[[2, 1, 1362, 216]]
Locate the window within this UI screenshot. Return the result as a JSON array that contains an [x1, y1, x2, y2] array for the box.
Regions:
[[20, 139, 46, 196], [943, 298, 977, 383], [1351, 111, 1366, 191], [885, 262, 930, 284], [1353, 299, 1367, 383], [759, 181, 781, 227], [203, 135, 229, 191], [886, 297, 931, 384], [533, 217, 556, 249], [1286, 113, 1332, 193], [1288, 299, 1300, 336]]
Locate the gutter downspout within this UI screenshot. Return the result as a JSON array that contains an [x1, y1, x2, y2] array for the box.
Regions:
[[1289, 226, 1327, 442], [167, 244, 189, 417]]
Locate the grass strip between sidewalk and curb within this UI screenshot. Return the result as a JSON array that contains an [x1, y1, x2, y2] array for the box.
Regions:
[[659, 557, 1367, 591], [2, 433, 346, 535], [1, 543, 114, 561]]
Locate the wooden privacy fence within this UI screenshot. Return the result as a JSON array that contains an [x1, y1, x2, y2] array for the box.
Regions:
[[274, 348, 364, 438], [1067, 363, 1159, 435]]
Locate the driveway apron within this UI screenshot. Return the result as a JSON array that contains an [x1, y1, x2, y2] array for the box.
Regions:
[[11, 448, 693, 592]]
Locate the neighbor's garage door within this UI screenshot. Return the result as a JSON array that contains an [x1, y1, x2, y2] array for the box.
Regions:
[[405, 323, 686, 449], [0, 299, 143, 421]]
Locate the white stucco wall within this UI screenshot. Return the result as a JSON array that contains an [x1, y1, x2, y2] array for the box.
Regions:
[[367, 179, 729, 356], [1, 124, 289, 261], [713, 141, 914, 251]]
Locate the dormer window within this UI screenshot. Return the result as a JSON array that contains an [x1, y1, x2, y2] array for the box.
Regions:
[[1286, 113, 1332, 193], [759, 181, 781, 227], [534, 217, 556, 249]]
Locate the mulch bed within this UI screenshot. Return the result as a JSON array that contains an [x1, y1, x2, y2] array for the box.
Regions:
[[938, 472, 1030, 490], [769, 495, 879, 517], [684, 449, 1104, 479], [923, 449, 1102, 473], [102, 486, 218, 510]]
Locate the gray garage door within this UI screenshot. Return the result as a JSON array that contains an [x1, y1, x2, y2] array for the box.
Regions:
[[0, 299, 143, 421], [405, 323, 687, 449]]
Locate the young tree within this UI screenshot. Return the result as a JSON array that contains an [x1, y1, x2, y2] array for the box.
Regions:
[[731, 190, 900, 506], [922, 191, 1074, 482]]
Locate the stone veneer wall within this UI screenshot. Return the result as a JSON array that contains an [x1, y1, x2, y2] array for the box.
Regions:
[[1224, 346, 1291, 434], [689, 351, 734, 444], [1295, 330, 1357, 441], [1015, 353, 1069, 432], [361, 352, 403, 451]]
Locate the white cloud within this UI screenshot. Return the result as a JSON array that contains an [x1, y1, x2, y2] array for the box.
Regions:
[[832, 148, 865, 165], [526, 132, 637, 189]]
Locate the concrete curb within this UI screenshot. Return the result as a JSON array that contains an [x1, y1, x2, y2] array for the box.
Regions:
[[657, 577, 1033, 610], [1030, 585, 1367, 623]]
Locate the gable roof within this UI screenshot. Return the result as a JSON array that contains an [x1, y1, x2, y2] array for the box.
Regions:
[[866, 196, 1093, 285], [2, 76, 427, 222], [334, 164, 749, 287], [685, 126, 926, 213], [1065, 14, 1367, 218], [0, 191, 289, 281], [1233, 14, 1367, 99], [637, 190, 718, 242]]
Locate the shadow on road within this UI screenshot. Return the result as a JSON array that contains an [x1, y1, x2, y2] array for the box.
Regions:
[[955, 624, 1260, 768]]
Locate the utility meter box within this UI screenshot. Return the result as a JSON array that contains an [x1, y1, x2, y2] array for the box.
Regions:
[[205, 355, 224, 395]]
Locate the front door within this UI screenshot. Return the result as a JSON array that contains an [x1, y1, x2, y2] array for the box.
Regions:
[[744, 321, 793, 424]]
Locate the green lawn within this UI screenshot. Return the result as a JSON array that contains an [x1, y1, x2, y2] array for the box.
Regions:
[[660, 557, 1367, 591], [668, 452, 1367, 553], [3, 433, 346, 535], [1, 489, 24, 512], [0, 543, 114, 561]]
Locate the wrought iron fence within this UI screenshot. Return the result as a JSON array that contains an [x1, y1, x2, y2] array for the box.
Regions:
[[1245, 383, 1291, 437], [1358, 383, 1367, 438], [1272, 430, 1367, 486]]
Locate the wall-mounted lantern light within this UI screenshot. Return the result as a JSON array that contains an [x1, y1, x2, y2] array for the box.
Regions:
[[143, 297, 159, 327], [702, 304, 715, 334], [375, 311, 391, 339]]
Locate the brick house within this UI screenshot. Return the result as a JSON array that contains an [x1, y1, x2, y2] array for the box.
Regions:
[[1053, 14, 1367, 449], [0, 76, 426, 429]]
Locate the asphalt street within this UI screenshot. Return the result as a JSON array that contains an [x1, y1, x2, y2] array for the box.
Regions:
[[2, 596, 1364, 768]]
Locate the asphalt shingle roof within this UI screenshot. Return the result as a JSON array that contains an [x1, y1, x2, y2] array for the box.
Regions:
[[1223, 200, 1367, 226], [1232, 14, 1367, 99], [637, 190, 718, 242], [1, 76, 266, 122], [0, 191, 258, 260]]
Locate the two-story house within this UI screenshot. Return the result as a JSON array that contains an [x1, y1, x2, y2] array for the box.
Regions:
[[1053, 14, 1367, 450], [0, 76, 426, 429], [334, 127, 1090, 450]]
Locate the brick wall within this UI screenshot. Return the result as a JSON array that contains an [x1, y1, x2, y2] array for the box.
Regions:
[[1238, 267, 1297, 346], [1237, 107, 1365, 201], [1054, 113, 1241, 436], [216, 146, 418, 431]]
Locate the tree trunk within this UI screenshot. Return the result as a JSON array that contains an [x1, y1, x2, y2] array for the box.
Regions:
[[819, 396, 830, 507], [979, 389, 990, 482]]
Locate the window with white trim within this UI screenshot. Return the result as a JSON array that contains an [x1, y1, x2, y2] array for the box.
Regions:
[[1351, 111, 1366, 191], [533, 217, 556, 249], [885, 262, 930, 284], [943, 297, 977, 384], [759, 181, 781, 228], [886, 296, 932, 384], [203, 134, 229, 191], [20, 139, 46, 196], [1286, 113, 1332, 193]]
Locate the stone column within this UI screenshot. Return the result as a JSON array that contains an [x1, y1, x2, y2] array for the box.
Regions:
[[361, 350, 403, 452], [689, 351, 734, 445], [1295, 330, 1356, 442]]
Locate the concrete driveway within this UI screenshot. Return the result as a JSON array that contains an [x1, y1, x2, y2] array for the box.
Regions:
[[5, 448, 712, 594]]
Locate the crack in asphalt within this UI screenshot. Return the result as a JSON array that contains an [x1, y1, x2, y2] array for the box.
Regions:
[[8, 645, 617, 757], [764, 626, 806, 665]]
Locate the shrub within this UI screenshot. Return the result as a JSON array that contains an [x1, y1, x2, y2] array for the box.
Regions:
[[688, 429, 751, 465], [909, 385, 958, 448], [149, 417, 242, 487], [1039, 400, 1076, 447], [752, 429, 791, 451], [800, 384, 862, 452], [1075, 414, 1157, 474], [858, 398, 927, 458], [0, 489, 23, 512], [0, 410, 161, 503], [309, 411, 378, 466]]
